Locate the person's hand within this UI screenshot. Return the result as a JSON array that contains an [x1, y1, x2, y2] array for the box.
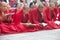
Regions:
[[42, 23, 47, 26], [5, 13, 15, 16], [26, 23, 36, 27], [20, 23, 26, 25], [54, 21, 60, 25]]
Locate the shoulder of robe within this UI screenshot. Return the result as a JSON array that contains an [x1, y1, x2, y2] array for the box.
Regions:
[[30, 8, 38, 15], [58, 8, 60, 12], [43, 7, 50, 12], [54, 7, 59, 13], [32, 7, 38, 12], [16, 8, 23, 14]]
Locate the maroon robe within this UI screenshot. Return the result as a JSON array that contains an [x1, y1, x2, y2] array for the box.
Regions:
[[28, 8, 56, 30], [0, 10, 24, 35], [43, 7, 58, 22], [13, 8, 29, 25], [13, 8, 37, 32], [43, 7, 59, 29], [55, 8, 60, 28], [28, 8, 44, 30], [58, 8, 60, 21], [13, 8, 23, 24], [30, 8, 43, 24]]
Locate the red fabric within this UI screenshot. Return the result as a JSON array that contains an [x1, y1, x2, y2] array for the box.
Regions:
[[47, 21, 59, 29], [28, 8, 43, 24], [57, 25, 60, 28], [21, 14, 29, 23], [28, 8, 43, 30], [12, 8, 37, 32], [13, 8, 29, 24], [43, 7, 59, 29], [28, 10, 34, 23], [0, 27, 2, 35], [58, 8, 60, 21], [0, 9, 25, 35], [43, 21, 59, 30], [0, 23, 28, 35], [13, 9, 23, 24], [43, 7, 58, 23], [29, 8, 53, 30], [28, 7, 59, 30]]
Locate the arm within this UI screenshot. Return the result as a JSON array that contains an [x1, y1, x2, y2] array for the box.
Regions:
[[32, 9, 40, 24], [43, 9, 50, 23]]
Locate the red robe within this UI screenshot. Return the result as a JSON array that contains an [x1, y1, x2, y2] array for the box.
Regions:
[[13, 8, 36, 32], [43, 7, 59, 29], [28, 8, 44, 30], [28, 8, 56, 30], [0, 10, 24, 35], [56, 8, 60, 28], [58, 8, 60, 21], [43, 7, 58, 22], [29, 8, 43, 24], [12, 8, 23, 24]]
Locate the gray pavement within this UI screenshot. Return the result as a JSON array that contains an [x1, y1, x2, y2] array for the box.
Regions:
[[0, 29, 60, 40]]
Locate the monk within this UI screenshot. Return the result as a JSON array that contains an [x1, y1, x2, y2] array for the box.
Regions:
[[28, 4, 46, 30], [28, 4, 53, 30], [43, 3, 59, 29], [54, 5, 60, 28], [0, 2, 24, 35]]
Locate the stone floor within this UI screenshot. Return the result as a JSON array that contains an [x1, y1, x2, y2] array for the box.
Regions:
[[0, 29, 60, 40]]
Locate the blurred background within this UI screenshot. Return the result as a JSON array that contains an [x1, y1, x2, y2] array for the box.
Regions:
[[0, 0, 58, 7]]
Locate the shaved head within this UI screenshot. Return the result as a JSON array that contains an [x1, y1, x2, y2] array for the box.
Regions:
[[0, 2, 8, 11]]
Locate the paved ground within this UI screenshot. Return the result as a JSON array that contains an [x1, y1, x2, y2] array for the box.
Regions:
[[0, 29, 60, 40]]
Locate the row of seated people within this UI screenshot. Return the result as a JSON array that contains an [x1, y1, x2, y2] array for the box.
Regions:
[[0, 2, 60, 35]]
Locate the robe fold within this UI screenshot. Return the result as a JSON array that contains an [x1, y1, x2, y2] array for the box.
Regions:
[[58, 8, 60, 21], [55, 8, 60, 28], [43, 7, 59, 29], [13, 8, 23, 24], [0, 9, 24, 35], [28, 8, 44, 30], [28, 8, 56, 30], [43, 7, 58, 22], [31, 8, 43, 24], [13, 8, 37, 32]]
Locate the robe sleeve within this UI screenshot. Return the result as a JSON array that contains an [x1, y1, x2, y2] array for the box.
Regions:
[[32, 8, 40, 24], [43, 7, 51, 23], [58, 8, 60, 21], [53, 8, 59, 21], [28, 11, 33, 23], [13, 8, 23, 24]]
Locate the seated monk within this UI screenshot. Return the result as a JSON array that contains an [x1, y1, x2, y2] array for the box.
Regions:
[[28, 4, 52, 30], [0, 2, 24, 35], [13, 4, 40, 32], [54, 4, 60, 28], [28, 4, 45, 30], [43, 3, 59, 29]]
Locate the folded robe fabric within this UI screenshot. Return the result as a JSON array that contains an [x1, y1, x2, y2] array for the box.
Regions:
[[43, 7, 60, 29], [58, 8, 60, 21], [0, 7, 60, 35]]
